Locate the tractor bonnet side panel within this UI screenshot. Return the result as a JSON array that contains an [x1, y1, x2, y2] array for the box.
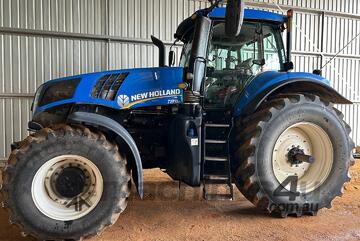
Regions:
[[34, 67, 184, 115], [115, 67, 184, 109]]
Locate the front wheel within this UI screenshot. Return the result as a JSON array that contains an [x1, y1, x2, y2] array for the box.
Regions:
[[232, 94, 355, 217], [1, 125, 131, 240]]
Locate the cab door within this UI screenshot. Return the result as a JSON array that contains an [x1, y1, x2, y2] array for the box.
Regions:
[[204, 21, 262, 109], [204, 21, 286, 110]]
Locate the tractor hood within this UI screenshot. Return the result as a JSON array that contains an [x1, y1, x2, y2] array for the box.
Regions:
[[33, 67, 184, 115]]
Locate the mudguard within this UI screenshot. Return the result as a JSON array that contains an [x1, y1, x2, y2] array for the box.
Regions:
[[68, 111, 144, 198], [234, 71, 352, 117]]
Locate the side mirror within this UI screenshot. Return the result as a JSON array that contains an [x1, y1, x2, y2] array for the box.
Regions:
[[168, 51, 175, 66], [225, 0, 244, 37]]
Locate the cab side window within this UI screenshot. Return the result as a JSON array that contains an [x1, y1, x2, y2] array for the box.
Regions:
[[263, 25, 286, 71], [204, 22, 286, 109]]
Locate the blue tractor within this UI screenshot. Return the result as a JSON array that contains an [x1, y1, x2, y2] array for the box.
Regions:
[[1, 1, 355, 240]]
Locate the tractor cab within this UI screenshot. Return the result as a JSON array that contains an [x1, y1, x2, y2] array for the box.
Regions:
[[178, 8, 288, 110], [165, 7, 294, 200]]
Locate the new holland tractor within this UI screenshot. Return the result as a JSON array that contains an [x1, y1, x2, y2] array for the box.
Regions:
[[1, 0, 355, 240]]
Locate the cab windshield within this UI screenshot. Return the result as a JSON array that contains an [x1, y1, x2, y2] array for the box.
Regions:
[[179, 41, 193, 67]]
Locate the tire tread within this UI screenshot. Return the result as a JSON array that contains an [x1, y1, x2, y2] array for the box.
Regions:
[[1, 124, 131, 241], [232, 94, 354, 216]]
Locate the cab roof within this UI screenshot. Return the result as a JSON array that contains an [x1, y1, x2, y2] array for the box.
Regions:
[[175, 8, 286, 43], [209, 8, 287, 23]]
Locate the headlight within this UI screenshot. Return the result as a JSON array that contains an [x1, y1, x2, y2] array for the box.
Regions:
[[38, 78, 81, 107]]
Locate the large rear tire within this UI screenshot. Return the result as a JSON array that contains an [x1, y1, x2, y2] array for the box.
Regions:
[[1, 125, 131, 240], [232, 94, 355, 217]]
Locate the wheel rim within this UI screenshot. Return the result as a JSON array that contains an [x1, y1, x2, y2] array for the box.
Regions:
[[272, 122, 334, 193], [31, 155, 103, 221]]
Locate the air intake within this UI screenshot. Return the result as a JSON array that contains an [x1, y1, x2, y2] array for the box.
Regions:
[[91, 72, 129, 100]]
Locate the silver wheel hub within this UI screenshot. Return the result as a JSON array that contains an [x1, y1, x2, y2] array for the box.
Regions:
[[32, 155, 103, 221], [272, 122, 334, 193]]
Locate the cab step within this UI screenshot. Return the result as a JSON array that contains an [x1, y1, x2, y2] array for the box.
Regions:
[[204, 193, 233, 201], [205, 139, 227, 144], [205, 123, 230, 128], [204, 174, 229, 182], [202, 117, 233, 201], [205, 156, 228, 162]]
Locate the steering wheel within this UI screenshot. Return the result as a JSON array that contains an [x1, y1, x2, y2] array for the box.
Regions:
[[235, 58, 254, 75]]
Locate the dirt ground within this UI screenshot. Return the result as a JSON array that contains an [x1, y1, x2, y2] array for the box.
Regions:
[[0, 160, 360, 241]]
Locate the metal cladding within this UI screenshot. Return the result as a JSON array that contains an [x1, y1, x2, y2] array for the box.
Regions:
[[0, 0, 360, 162]]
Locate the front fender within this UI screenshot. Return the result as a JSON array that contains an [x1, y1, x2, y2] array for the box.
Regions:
[[234, 71, 351, 117], [68, 112, 144, 198]]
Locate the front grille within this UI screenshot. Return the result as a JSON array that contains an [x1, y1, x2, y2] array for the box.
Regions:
[[91, 72, 129, 100]]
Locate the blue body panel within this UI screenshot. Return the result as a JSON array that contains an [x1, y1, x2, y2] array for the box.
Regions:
[[36, 69, 332, 119], [233, 71, 330, 117], [209, 8, 287, 23], [34, 67, 184, 115], [35, 8, 326, 120]]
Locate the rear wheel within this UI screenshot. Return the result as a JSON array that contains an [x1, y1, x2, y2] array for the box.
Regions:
[[1, 125, 131, 240], [232, 94, 355, 217]]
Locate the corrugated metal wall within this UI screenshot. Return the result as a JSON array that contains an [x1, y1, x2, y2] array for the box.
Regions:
[[0, 0, 359, 161]]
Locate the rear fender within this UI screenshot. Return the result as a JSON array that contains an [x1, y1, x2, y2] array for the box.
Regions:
[[234, 71, 352, 117], [68, 112, 144, 198]]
